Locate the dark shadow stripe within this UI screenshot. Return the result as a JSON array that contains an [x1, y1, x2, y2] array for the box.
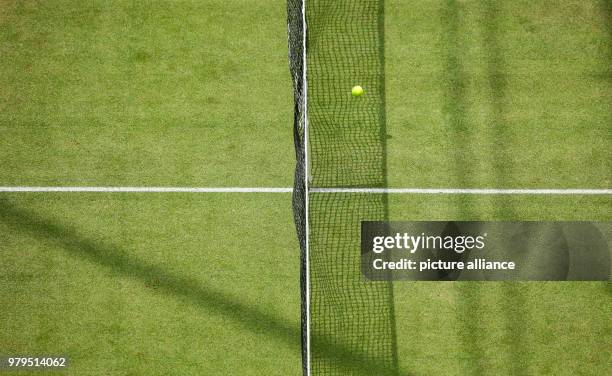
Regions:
[[482, 2, 530, 374], [440, 1, 486, 374]]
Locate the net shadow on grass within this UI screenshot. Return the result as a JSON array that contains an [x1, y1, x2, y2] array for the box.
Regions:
[[482, 1, 531, 375], [440, 1, 485, 375], [0, 198, 409, 376], [302, 0, 400, 374]]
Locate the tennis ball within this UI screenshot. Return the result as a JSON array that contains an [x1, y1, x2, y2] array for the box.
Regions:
[[352, 85, 364, 97]]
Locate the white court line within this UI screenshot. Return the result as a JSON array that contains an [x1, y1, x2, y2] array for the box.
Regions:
[[311, 188, 612, 195], [0, 187, 611, 194], [310, 188, 612, 195], [0, 186, 293, 193]]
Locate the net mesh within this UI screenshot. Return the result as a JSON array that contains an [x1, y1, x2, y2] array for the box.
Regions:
[[287, 1, 308, 375], [288, 0, 397, 374], [308, 0, 388, 188]]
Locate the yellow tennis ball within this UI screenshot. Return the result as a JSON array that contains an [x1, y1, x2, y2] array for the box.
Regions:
[[351, 85, 364, 97]]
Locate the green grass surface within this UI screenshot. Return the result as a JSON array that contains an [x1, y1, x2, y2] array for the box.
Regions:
[[389, 194, 611, 375], [1, 0, 611, 375], [386, 0, 611, 188], [1, 1, 300, 374], [0, 194, 300, 375], [0, 0, 294, 187]]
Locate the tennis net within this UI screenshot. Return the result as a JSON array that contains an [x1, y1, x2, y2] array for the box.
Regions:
[[288, 0, 398, 375]]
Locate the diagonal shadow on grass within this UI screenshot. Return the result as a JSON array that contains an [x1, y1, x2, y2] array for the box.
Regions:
[[481, 1, 531, 375], [0, 198, 300, 349], [0, 198, 409, 376]]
